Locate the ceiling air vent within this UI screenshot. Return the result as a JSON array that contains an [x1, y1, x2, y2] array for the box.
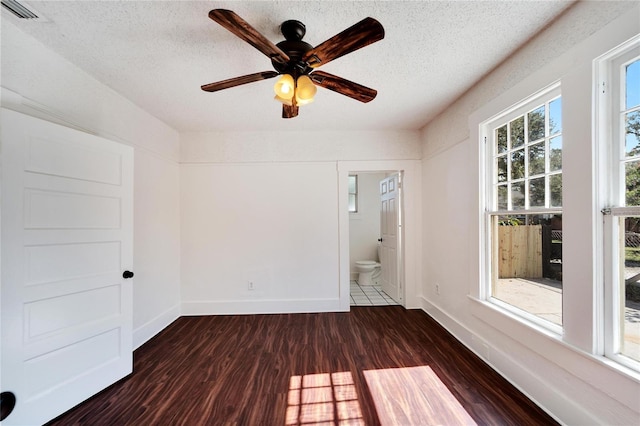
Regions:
[[1, 0, 39, 19]]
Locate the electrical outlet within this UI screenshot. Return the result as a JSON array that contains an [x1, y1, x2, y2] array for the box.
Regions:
[[435, 283, 440, 295], [248, 281, 255, 291]]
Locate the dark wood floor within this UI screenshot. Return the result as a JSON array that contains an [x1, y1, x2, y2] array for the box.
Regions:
[[47, 307, 558, 425]]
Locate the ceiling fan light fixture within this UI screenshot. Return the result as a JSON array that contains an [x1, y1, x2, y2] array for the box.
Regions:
[[274, 94, 293, 106], [274, 74, 295, 100], [295, 75, 317, 105]]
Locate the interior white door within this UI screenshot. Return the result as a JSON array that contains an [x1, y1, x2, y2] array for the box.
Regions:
[[379, 174, 401, 302], [0, 109, 134, 425]]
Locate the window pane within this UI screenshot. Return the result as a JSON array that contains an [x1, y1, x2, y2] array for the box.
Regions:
[[348, 194, 356, 212], [550, 174, 562, 207], [529, 177, 545, 207], [492, 214, 563, 325], [626, 59, 640, 110], [486, 89, 563, 333], [510, 116, 525, 148], [550, 136, 562, 171], [497, 156, 507, 182], [497, 185, 508, 210], [549, 98, 562, 135], [528, 106, 545, 142], [626, 111, 640, 157], [511, 181, 525, 210], [348, 176, 356, 193], [626, 160, 640, 207], [529, 142, 545, 176], [511, 149, 525, 180], [496, 125, 508, 153], [620, 216, 640, 362]]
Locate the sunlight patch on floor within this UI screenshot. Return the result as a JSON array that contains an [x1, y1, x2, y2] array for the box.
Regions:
[[286, 372, 364, 425], [363, 365, 477, 426]]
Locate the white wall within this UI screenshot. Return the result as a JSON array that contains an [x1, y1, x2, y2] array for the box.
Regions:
[[181, 130, 421, 163], [180, 162, 340, 314], [180, 132, 421, 313], [349, 172, 386, 280], [420, 2, 640, 425], [1, 19, 182, 349], [132, 152, 181, 347]]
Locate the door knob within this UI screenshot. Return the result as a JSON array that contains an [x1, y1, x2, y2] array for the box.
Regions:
[[122, 270, 134, 279], [1, 392, 16, 421]]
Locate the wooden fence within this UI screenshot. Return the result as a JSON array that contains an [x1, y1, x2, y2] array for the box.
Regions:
[[498, 225, 542, 278]]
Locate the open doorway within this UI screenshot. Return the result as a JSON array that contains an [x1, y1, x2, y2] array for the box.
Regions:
[[337, 160, 420, 311], [348, 172, 403, 306]]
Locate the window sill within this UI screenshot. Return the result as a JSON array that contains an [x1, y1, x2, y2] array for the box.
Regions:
[[469, 295, 562, 342], [468, 295, 640, 384]]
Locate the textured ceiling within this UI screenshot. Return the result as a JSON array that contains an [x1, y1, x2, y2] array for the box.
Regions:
[[3, 1, 575, 132]]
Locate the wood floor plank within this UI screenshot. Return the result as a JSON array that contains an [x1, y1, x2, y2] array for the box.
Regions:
[[46, 307, 558, 425]]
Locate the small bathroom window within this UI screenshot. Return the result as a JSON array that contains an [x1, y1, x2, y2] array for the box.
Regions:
[[348, 175, 358, 213]]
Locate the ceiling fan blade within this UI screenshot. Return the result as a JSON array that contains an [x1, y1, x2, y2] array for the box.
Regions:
[[282, 104, 299, 119], [201, 71, 279, 92], [302, 17, 384, 68], [209, 9, 290, 65], [310, 71, 377, 103]]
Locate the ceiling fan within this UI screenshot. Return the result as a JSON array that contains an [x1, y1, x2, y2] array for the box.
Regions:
[[201, 9, 385, 119]]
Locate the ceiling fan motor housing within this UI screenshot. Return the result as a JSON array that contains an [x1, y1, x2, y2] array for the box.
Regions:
[[272, 20, 314, 76]]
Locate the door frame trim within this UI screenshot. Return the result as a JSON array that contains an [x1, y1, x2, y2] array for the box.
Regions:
[[337, 160, 422, 311]]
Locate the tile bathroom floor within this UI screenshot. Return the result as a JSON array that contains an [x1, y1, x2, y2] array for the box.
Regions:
[[350, 280, 399, 306]]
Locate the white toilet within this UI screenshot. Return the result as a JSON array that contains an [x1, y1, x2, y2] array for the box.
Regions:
[[355, 244, 382, 286]]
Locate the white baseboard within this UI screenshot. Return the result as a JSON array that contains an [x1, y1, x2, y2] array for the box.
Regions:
[[133, 304, 181, 350], [419, 296, 593, 426], [181, 298, 343, 316]]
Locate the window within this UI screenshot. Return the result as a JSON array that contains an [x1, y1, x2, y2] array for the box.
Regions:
[[599, 37, 640, 369], [348, 175, 358, 213], [483, 84, 563, 330]]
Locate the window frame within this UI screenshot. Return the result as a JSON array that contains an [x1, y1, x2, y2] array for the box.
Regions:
[[480, 82, 563, 334], [596, 34, 640, 372]]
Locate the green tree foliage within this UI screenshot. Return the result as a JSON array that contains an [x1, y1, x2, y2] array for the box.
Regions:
[[496, 105, 562, 215], [628, 110, 640, 140], [624, 112, 640, 233], [626, 111, 640, 208]]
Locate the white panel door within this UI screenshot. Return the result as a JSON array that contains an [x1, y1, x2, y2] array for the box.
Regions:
[[1, 109, 134, 425], [380, 174, 401, 302]]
